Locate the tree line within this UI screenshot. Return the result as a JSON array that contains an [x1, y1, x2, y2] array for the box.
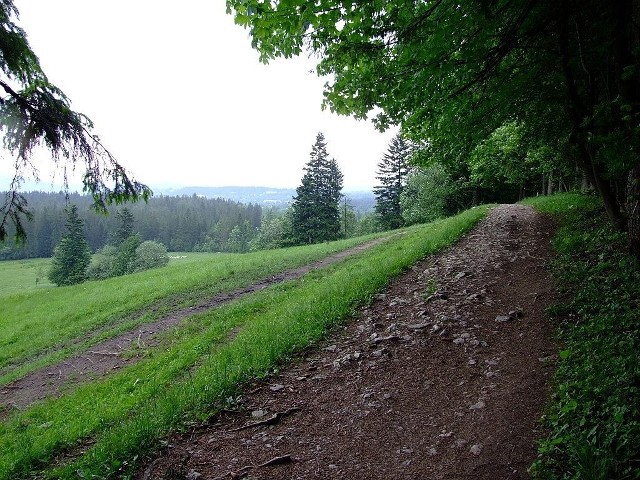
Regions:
[[0, 192, 262, 260]]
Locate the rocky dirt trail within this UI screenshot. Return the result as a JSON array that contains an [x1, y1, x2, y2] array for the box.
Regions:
[[137, 204, 557, 480], [0, 237, 391, 413]]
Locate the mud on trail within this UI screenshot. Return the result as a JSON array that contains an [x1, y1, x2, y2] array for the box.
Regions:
[[136, 204, 557, 480], [0, 237, 391, 413]]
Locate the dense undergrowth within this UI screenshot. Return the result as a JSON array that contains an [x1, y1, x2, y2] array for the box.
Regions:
[[524, 194, 640, 479], [0, 206, 488, 479]]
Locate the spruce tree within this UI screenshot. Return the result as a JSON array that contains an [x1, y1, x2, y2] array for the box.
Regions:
[[292, 133, 344, 244], [373, 135, 412, 230], [111, 208, 135, 246], [48, 205, 92, 286]]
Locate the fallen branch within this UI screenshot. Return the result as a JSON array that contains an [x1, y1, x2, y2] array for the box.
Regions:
[[88, 350, 120, 356], [227, 407, 301, 433], [214, 453, 292, 480]]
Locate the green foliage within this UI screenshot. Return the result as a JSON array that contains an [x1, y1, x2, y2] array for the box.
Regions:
[[353, 212, 382, 237], [131, 240, 169, 272], [291, 132, 344, 244], [86, 244, 117, 280], [249, 209, 295, 251], [110, 233, 142, 277], [47, 205, 91, 286], [400, 165, 454, 225], [374, 134, 412, 230], [524, 194, 640, 479]]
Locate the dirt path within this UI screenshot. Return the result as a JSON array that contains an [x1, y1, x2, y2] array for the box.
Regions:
[[0, 237, 392, 413], [136, 204, 557, 480]]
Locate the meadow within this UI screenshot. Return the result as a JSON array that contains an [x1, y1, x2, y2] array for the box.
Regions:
[[0, 235, 384, 386], [0, 206, 488, 479]]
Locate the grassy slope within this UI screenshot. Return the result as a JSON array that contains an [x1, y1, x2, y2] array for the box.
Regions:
[[0, 236, 384, 385], [0, 206, 489, 479], [523, 194, 640, 479]]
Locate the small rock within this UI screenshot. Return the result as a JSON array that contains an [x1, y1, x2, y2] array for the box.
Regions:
[[186, 470, 202, 480], [468, 359, 477, 365], [269, 384, 285, 392], [323, 344, 337, 352], [470, 400, 486, 410], [427, 447, 438, 456], [407, 322, 431, 330], [251, 409, 267, 418], [373, 335, 400, 344], [460, 332, 471, 339], [453, 337, 465, 345], [495, 315, 512, 323], [454, 271, 468, 280], [470, 444, 483, 455]]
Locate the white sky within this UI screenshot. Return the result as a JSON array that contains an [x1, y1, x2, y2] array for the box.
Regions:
[[3, 1, 397, 192]]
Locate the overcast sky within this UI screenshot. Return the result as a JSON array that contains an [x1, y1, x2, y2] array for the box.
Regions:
[[4, 1, 397, 192]]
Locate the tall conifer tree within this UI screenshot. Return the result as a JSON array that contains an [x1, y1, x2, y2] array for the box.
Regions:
[[292, 133, 343, 244], [48, 205, 92, 286], [374, 135, 412, 230]]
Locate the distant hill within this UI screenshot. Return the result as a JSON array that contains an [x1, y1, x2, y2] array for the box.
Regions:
[[161, 186, 376, 213]]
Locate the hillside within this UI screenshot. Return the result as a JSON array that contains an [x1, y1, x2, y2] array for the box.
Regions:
[[0, 197, 638, 479]]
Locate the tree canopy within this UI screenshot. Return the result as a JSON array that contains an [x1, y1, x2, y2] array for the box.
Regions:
[[226, 0, 640, 254], [0, 1, 150, 243]]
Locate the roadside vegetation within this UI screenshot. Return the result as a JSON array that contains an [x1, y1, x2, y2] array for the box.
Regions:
[[524, 193, 640, 479], [0, 206, 488, 479]]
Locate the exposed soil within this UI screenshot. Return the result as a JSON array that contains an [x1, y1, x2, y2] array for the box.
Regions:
[[0, 237, 391, 413], [135, 204, 557, 480]]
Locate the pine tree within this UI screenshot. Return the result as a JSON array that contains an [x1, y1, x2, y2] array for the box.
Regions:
[[373, 135, 412, 230], [111, 208, 135, 246], [48, 205, 92, 286], [292, 133, 344, 244]]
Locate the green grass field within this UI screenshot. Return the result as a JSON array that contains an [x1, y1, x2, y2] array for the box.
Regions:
[[0, 257, 54, 295], [0, 207, 489, 479], [0, 236, 385, 385]]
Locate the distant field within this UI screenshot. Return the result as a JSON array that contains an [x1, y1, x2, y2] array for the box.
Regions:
[[0, 253, 208, 297], [0, 258, 54, 295]]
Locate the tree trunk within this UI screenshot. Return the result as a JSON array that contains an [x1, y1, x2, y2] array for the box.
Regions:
[[627, 164, 640, 257], [547, 172, 553, 195]]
